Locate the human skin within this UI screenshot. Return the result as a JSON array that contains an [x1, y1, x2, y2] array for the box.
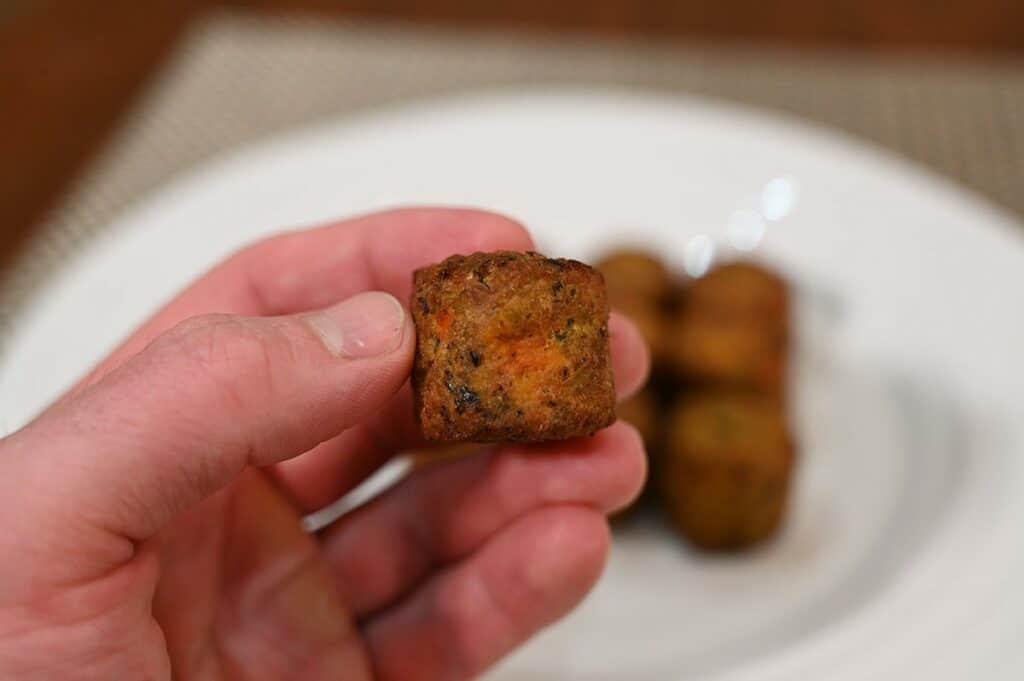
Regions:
[[0, 208, 649, 681]]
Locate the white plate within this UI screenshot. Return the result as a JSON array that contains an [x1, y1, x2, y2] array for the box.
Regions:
[[2, 90, 1023, 680]]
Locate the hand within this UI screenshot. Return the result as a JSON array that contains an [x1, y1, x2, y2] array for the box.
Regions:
[[0, 208, 648, 680]]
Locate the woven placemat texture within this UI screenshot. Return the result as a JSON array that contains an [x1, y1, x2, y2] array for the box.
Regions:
[[2, 12, 1022, 339]]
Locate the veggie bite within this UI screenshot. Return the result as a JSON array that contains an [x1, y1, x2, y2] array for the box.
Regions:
[[412, 251, 616, 443], [596, 250, 673, 365], [660, 392, 795, 550], [596, 249, 674, 304], [667, 262, 789, 395]]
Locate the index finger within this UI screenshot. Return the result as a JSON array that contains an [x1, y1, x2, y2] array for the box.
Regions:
[[75, 207, 534, 388]]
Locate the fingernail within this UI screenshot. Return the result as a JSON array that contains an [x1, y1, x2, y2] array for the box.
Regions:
[[305, 292, 406, 358]]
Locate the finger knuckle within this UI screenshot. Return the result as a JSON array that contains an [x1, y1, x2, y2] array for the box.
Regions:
[[158, 314, 282, 410], [432, 573, 514, 676]]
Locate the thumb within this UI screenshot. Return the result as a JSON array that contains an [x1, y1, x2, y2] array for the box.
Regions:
[[6, 291, 413, 545]]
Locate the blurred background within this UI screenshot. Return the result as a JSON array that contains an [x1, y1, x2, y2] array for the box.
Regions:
[[1, 0, 1022, 282]]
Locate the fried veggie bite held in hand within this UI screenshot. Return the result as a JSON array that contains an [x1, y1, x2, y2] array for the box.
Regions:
[[412, 251, 616, 443]]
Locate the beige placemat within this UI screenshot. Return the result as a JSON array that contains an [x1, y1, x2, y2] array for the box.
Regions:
[[3, 12, 1023, 341]]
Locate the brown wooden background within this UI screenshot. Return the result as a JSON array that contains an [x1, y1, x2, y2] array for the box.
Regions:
[[2, 0, 1022, 269]]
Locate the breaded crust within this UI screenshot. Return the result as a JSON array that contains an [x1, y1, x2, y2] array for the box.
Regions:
[[667, 262, 789, 395], [596, 250, 674, 366], [412, 251, 616, 443], [669, 314, 787, 394], [660, 392, 795, 550], [596, 250, 674, 303]]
